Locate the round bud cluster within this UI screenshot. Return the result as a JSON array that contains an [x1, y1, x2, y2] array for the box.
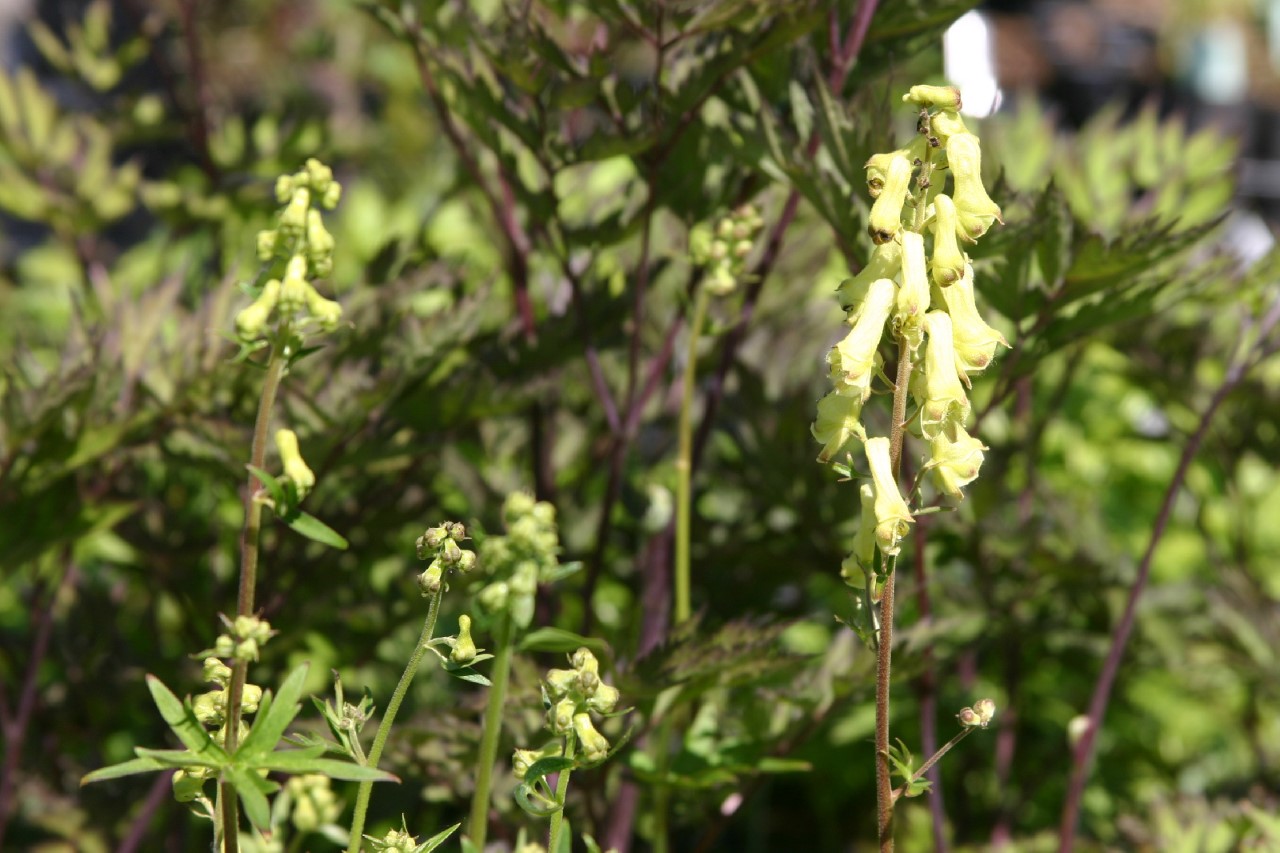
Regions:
[[236, 158, 344, 342], [415, 520, 476, 597], [813, 84, 1010, 566], [957, 698, 997, 729], [214, 615, 276, 663], [476, 492, 562, 629], [541, 648, 618, 764], [286, 773, 342, 833], [184, 655, 264, 794], [690, 204, 766, 296]]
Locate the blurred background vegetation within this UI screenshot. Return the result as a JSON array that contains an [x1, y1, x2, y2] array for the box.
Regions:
[[1, 0, 1279, 850]]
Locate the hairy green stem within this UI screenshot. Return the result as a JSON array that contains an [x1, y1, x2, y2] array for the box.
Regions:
[[221, 345, 287, 853], [675, 285, 711, 625], [346, 587, 444, 853], [876, 337, 913, 852], [467, 615, 515, 848], [547, 734, 577, 853]]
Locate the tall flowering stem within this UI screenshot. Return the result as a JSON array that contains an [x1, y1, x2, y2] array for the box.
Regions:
[[811, 85, 1007, 850]]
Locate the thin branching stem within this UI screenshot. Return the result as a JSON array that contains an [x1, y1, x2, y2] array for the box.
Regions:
[[675, 286, 711, 625], [346, 586, 444, 853], [547, 734, 578, 853], [892, 727, 976, 804]]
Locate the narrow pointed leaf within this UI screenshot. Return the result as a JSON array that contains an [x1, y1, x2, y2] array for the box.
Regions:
[[81, 755, 167, 785], [238, 664, 309, 759], [280, 509, 350, 550], [146, 675, 226, 761], [418, 823, 461, 853]]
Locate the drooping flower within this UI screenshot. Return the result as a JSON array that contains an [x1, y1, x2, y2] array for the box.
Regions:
[[917, 312, 970, 438], [812, 391, 866, 463], [947, 133, 1002, 241], [903, 85, 963, 112], [867, 153, 914, 245], [939, 263, 1008, 382], [864, 437, 913, 557], [828, 277, 895, 399], [837, 240, 902, 323], [928, 422, 987, 499], [929, 194, 966, 287]]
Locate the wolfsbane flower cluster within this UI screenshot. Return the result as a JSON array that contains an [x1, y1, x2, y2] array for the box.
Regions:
[[812, 84, 1009, 559]]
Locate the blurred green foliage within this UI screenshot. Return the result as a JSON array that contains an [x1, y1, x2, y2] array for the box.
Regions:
[[1, 1, 1278, 851]]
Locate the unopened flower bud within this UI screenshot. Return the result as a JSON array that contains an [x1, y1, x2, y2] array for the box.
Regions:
[[417, 562, 443, 596], [549, 697, 576, 735], [418, 526, 448, 556], [867, 154, 913, 244], [305, 289, 342, 331], [456, 549, 477, 573], [477, 580, 509, 612], [242, 683, 263, 715], [903, 85, 962, 112], [445, 521, 467, 540], [709, 239, 728, 261], [320, 182, 341, 209], [275, 175, 295, 204], [929, 194, 966, 287], [214, 634, 235, 658], [706, 264, 736, 296], [172, 769, 207, 802], [732, 239, 752, 258], [235, 279, 280, 340], [850, 483, 877, 568], [572, 713, 611, 763], [257, 229, 279, 261], [306, 208, 334, 258], [510, 562, 538, 596], [275, 429, 316, 497], [571, 647, 599, 674], [957, 706, 982, 727], [716, 218, 734, 239], [544, 667, 578, 699], [450, 615, 477, 664], [512, 748, 541, 780], [304, 158, 333, 194], [193, 690, 224, 725], [504, 491, 536, 521], [973, 698, 996, 726], [440, 538, 462, 566], [203, 657, 232, 687], [929, 110, 968, 145], [280, 187, 311, 234], [865, 437, 913, 557], [587, 682, 620, 715]]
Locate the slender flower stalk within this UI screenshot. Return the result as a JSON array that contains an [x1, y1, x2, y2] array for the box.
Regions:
[[346, 587, 444, 853], [546, 734, 577, 853], [674, 285, 709, 625], [467, 615, 513, 848]]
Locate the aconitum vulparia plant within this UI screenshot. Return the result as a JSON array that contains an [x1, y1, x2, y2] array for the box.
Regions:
[[813, 85, 1007, 851]]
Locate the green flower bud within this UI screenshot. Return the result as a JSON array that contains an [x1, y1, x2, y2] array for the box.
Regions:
[[275, 175, 295, 204], [940, 264, 1008, 381], [865, 437, 913, 557], [235, 279, 280, 340], [368, 827, 418, 852], [306, 208, 334, 259], [242, 683, 263, 715], [571, 647, 598, 674], [510, 562, 538, 596], [320, 182, 341, 209], [957, 706, 982, 727], [732, 239, 752, 258], [439, 538, 462, 567], [417, 562, 443, 596], [544, 667, 578, 699], [275, 429, 316, 497], [504, 491, 537, 521], [706, 263, 736, 296], [193, 690, 224, 726], [867, 154, 913, 244], [512, 748, 541, 780], [203, 657, 232, 687], [850, 483, 877, 569], [973, 698, 996, 726], [812, 391, 866, 464], [894, 231, 930, 352], [456, 549, 477, 573], [549, 697, 576, 735], [918, 312, 970, 438], [708, 239, 728, 262], [530, 501, 556, 528], [946, 133, 1002, 241], [445, 520, 467, 540], [477, 580, 509, 612], [903, 84, 962, 111], [304, 158, 334, 195], [929, 194, 966, 287], [572, 712, 611, 763], [418, 526, 448, 557], [716, 217, 734, 239], [928, 423, 986, 499], [828, 277, 895, 400], [257, 229, 279, 261], [287, 773, 340, 832], [450, 614, 476, 664], [172, 768, 208, 802], [837, 240, 902, 323], [279, 187, 311, 234], [863, 151, 895, 198], [214, 634, 235, 659], [586, 682, 620, 715]]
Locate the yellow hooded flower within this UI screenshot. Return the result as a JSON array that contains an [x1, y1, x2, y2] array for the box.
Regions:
[[929, 194, 966, 287], [275, 429, 316, 497], [940, 264, 1009, 382], [946, 133, 1002, 241], [813, 391, 867, 463], [867, 153, 913, 245], [865, 437, 913, 557], [828, 277, 894, 399], [928, 423, 987, 499], [894, 231, 930, 352], [836, 240, 902, 323], [903, 85, 962, 111], [918, 312, 970, 438]]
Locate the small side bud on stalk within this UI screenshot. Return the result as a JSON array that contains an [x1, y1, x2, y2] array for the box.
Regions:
[[450, 615, 477, 664]]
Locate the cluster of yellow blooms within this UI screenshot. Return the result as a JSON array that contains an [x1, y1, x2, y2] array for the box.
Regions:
[[813, 85, 1009, 560]]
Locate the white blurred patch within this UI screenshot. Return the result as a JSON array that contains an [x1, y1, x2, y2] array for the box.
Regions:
[[944, 11, 1003, 118]]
